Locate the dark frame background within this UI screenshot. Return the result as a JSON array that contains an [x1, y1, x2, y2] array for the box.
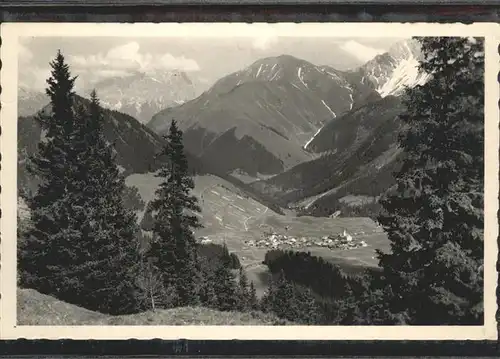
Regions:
[[0, 3, 499, 356]]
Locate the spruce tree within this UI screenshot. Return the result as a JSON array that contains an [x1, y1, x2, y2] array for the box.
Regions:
[[198, 256, 218, 308], [212, 243, 238, 311], [19, 52, 143, 314], [376, 37, 484, 325], [248, 281, 259, 310], [260, 274, 277, 313], [73, 91, 143, 314], [298, 288, 320, 324], [237, 267, 250, 311], [148, 119, 202, 307], [274, 271, 300, 321], [261, 271, 299, 321], [19, 50, 83, 300]]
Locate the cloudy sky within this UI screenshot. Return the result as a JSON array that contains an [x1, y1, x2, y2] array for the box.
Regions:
[[19, 36, 406, 92]]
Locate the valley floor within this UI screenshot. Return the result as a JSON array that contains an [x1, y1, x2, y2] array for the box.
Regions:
[[126, 173, 390, 296]]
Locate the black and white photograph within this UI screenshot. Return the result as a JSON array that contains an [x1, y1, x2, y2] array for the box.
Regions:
[[0, 23, 497, 340]]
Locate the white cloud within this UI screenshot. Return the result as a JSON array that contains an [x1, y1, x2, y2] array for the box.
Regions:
[[68, 41, 200, 76], [157, 53, 200, 72], [252, 35, 279, 51], [18, 43, 33, 64], [18, 66, 51, 91], [339, 40, 385, 63]]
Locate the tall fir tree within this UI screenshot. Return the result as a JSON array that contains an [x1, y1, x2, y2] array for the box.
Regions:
[[148, 119, 202, 307], [19, 50, 83, 301], [198, 256, 218, 308], [275, 271, 300, 321], [248, 281, 259, 311], [296, 287, 320, 325], [212, 243, 239, 311], [73, 90, 144, 314], [19, 52, 143, 314], [261, 270, 299, 322], [376, 37, 484, 324], [237, 267, 250, 311]]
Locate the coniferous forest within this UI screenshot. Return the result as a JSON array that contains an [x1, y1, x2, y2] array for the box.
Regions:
[[18, 51, 258, 316], [17, 35, 484, 326]]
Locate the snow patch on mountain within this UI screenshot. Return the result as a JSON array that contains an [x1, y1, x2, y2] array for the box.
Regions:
[[269, 68, 281, 82], [378, 56, 430, 97], [303, 127, 322, 150], [297, 67, 308, 88], [256, 64, 264, 78], [321, 100, 337, 118]]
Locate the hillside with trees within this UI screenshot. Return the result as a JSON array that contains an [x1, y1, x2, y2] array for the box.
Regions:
[[17, 51, 262, 320], [257, 37, 484, 326], [17, 36, 485, 326]]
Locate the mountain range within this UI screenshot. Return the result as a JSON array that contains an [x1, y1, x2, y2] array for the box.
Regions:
[[148, 54, 379, 177], [147, 39, 423, 184], [18, 38, 426, 218], [89, 70, 200, 124], [244, 40, 425, 215], [18, 70, 200, 125]]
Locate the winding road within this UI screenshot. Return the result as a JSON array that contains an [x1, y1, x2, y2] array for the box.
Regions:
[[243, 207, 269, 231]]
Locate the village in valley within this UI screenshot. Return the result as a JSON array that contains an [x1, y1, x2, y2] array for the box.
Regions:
[[242, 228, 375, 251]]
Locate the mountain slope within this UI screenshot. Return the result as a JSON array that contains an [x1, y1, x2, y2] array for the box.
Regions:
[[127, 173, 279, 235], [251, 96, 405, 216], [18, 94, 285, 220], [148, 55, 379, 177], [306, 95, 403, 154]]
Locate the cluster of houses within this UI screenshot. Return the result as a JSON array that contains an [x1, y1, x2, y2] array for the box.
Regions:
[[244, 229, 368, 251]]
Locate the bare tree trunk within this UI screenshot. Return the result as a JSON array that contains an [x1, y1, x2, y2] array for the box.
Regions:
[[149, 266, 156, 312], [151, 290, 156, 312]]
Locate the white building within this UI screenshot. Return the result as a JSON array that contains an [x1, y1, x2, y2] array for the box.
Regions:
[[341, 229, 353, 242]]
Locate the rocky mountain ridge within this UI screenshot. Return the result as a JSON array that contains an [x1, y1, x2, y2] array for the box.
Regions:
[[148, 54, 379, 178]]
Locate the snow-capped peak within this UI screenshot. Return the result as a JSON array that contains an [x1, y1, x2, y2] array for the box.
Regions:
[[355, 39, 430, 98]]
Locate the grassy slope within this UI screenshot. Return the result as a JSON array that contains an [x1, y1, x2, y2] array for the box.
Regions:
[[18, 289, 289, 325], [126, 173, 276, 236]]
